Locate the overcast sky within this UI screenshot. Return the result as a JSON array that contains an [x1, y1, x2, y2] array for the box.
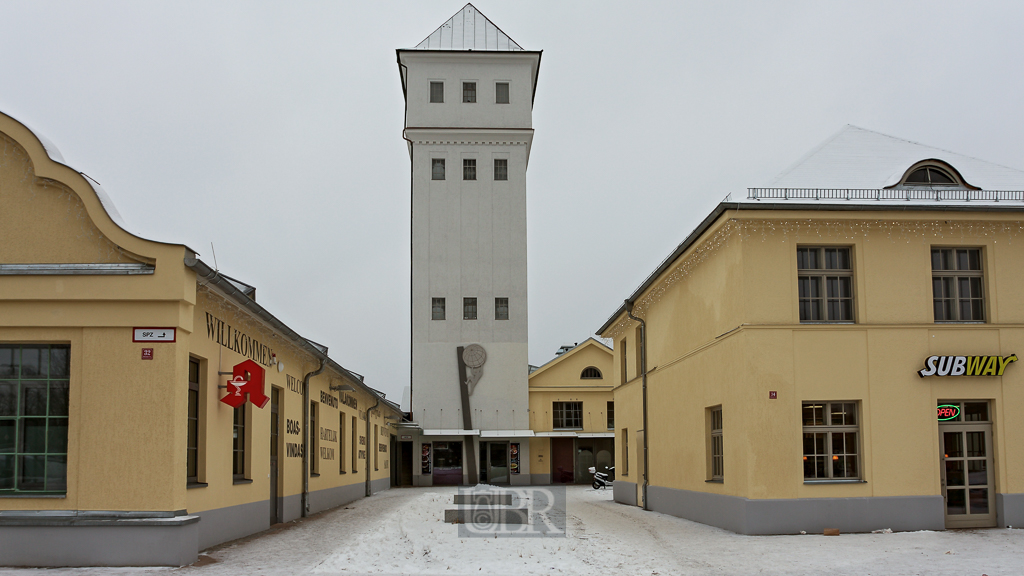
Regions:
[[4, 1, 1024, 404]]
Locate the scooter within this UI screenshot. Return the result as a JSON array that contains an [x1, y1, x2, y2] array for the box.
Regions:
[[589, 466, 614, 490]]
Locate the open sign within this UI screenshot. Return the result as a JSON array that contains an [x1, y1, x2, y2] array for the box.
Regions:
[[937, 404, 960, 421]]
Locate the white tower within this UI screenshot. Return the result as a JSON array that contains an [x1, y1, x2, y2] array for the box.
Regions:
[[398, 4, 541, 486]]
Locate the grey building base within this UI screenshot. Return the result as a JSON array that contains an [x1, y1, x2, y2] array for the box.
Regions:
[[647, 485, 945, 535], [308, 482, 364, 516], [195, 498, 270, 551], [370, 477, 390, 494], [510, 474, 531, 486], [530, 474, 551, 485], [997, 493, 1024, 528], [0, 511, 199, 567], [614, 480, 637, 506]]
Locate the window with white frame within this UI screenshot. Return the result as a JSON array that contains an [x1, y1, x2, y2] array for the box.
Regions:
[[463, 159, 476, 181], [802, 401, 859, 480], [462, 82, 476, 103], [432, 159, 445, 180], [463, 297, 477, 320], [932, 248, 984, 322], [431, 297, 445, 320], [494, 158, 508, 181], [797, 247, 854, 322]]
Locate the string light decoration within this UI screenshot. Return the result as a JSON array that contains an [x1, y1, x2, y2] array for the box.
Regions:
[[605, 216, 1024, 339]]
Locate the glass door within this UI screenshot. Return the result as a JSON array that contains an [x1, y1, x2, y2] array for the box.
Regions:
[[487, 442, 509, 485], [938, 401, 995, 528]]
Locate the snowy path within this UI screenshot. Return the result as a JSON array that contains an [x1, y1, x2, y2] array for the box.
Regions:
[[2, 486, 1022, 575]]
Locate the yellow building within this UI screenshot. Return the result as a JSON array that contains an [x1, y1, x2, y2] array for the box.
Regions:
[[528, 339, 614, 486], [0, 111, 403, 566], [599, 126, 1024, 534]]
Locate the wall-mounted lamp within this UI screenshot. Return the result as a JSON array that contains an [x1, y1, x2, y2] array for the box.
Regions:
[[330, 383, 355, 392]]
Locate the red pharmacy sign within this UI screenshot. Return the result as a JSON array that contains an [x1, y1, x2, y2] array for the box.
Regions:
[[220, 359, 269, 409]]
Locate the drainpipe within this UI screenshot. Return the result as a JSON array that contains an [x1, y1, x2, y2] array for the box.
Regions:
[[365, 397, 381, 497], [301, 358, 327, 517], [625, 300, 650, 511], [397, 55, 415, 422]]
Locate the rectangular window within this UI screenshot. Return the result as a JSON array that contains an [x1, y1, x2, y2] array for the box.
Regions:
[[619, 338, 627, 384], [932, 248, 984, 322], [494, 159, 508, 181], [339, 412, 346, 473], [232, 405, 246, 480], [495, 82, 509, 104], [374, 424, 379, 471], [310, 401, 318, 475], [802, 401, 859, 480], [635, 326, 643, 378], [0, 344, 70, 494], [432, 297, 446, 320], [463, 159, 476, 181], [430, 81, 444, 103], [495, 297, 509, 320], [552, 401, 583, 429], [463, 82, 476, 103], [464, 297, 477, 320], [432, 159, 445, 180], [797, 247, 854, 322], [622, 428, 629, 476], [351, 416, 358, 473], [187, 358, 200, 484], [708, 406, 723, 481], [607, 401, 614, 429]]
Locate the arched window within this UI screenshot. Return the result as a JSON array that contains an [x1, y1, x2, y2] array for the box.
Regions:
[[892, 160, 976, 189], [580, 366, 603, 379]]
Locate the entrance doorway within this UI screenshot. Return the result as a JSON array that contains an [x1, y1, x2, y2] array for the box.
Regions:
[[939, 400, 995, 528], [479, 442, 509, 484], [551, 438, 574, 483], [270, 387, 281, 525], [432, 441, 463, 485], [399, 442, 413, 486]]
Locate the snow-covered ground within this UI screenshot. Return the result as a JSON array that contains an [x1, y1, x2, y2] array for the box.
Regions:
[[2, 486, 1022, 575]]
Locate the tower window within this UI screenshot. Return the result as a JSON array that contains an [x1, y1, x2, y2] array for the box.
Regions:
[[495, 82, 509, 104], [494, 159, 508, 181], [430, 81, 444, 103], [432, 159, 445, 180], [463, 159, 476, 181], [431, 298, 445, 321], [464, 298, 477, 320], [495, 297, 509, 320], [463, 82, 476, 103]]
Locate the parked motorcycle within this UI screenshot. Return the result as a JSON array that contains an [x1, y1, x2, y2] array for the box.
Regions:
[[589, 466, 614, 490]]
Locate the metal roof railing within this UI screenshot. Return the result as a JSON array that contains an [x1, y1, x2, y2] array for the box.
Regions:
[[747, 188, 1024, 202]]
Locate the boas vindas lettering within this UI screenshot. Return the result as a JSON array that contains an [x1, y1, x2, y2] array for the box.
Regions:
[[286, 419, 301, 435], [286, 443, 304, 458]]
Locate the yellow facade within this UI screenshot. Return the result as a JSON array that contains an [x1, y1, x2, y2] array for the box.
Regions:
[[527, 339, 614, 485], [0, 111, 401, 566], [603, 209, 1024, 533]]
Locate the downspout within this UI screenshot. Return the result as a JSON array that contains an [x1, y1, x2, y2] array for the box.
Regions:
[[398, 54, 415, 420], [365, 397, 381, 497], [625, 300, 650, 511], [301, 358, 327, 517]]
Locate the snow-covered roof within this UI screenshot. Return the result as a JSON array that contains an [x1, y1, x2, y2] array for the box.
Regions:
[[767, 125, 1024, 190], [411, 3, 524, 51]]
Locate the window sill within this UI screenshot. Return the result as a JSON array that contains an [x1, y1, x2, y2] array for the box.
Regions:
[[187, 482, 209, 490], [934, 321, 986, 325], [803, 479, 866, 484], [553, 428, 584, 432], [310, 473, 321, 478], [233, 478, 253, 485], [0, 493, 66, 499], [339, 471, 347, 474], [705, 479, 724, 484], [799, 321, 856, 325]]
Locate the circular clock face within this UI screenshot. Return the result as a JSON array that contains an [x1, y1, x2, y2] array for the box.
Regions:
[[462, 344, 487, 368]]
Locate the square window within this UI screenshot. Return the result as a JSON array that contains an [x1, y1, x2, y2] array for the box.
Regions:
[[553, 401, 582, 429], [430, 81, 444, 103], [431, 298, 445, 321], [495, 82, 509, 104], [463, 159, 476, 181], [495, 297, 509, 320], [463, 297, 477, 320], [432, 159, 445, 181], [802, 401, 860, 480], [494, 159, 508, 181], [463, 82, 476, 103]]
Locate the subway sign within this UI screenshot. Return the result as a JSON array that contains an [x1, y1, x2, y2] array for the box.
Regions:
[[918, 354, 1017, 378]]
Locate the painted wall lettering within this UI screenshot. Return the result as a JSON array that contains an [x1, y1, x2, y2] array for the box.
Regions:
[[358, 450, 366, 460], [918, 354, 1017, 377], [320, 390, 339, 409], [378, 443, 387, 453], [340, 394, 358, 410], [286, 443, 305, 458], [321, 427, 337, 442], [286, 374, 302, 395], [286, 419, 301, 435], [359, 435, 366, 446], [205, 312, 276, 368], [320, 447, 335, 460]]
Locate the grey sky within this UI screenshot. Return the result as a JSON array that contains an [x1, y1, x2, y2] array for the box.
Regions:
[[3, 1, 1023, 403]]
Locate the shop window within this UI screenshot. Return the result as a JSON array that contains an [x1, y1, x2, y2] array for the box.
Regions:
[[797, 247, 854, 322], [495, 82, 510, 104], [339, 412, 346, 473], [0, 344, 70, 494], [932, 248, 984, 322], [432, 159, 445, 180], [494, 159, 508, 181], [708, 406, 723, 481], [310, 401, 319, 476], [606, 401, 614, 429], [187, 358, 203, 485], [581, 366, 602, 379], [463, 82, 476, 103], [495, 297, 509, 320], [802, 401, 860, 481], [463, 159, 477, 181], [552, 401, 582, 430], [232, 405, 247, 481], [430, 81, 444, 103], [464, 297, 477, 320]]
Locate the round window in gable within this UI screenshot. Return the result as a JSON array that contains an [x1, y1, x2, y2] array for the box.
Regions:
[[580, 366, 603, 379]]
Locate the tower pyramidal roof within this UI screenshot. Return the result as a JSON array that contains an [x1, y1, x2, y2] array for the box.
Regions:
[[412, 3, 524, 51]]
